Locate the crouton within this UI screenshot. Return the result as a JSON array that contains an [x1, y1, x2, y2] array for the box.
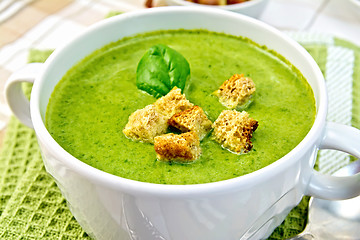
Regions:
[[214, 74, 255, 109], [123, 104, 168, 143], [154, 132, 201, 163], [168, 106, 212, 140], [154, 87, 194, 119], [212, 110, 258, 153]]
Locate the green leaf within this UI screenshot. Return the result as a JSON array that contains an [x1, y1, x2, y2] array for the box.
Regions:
[[136, 44, 190, 98]]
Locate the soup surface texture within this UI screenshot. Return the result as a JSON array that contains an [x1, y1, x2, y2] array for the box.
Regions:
[[46, 30, 316, 184]]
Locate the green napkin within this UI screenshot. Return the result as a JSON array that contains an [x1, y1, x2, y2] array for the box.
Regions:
[[336, 38, 360, 130], [0, 50, 90, 239], [0, 38, 359, 239]]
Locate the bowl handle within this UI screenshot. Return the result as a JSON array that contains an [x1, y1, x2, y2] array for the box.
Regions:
[[306, 122, 360, 200], [4, 63, 43, 129]]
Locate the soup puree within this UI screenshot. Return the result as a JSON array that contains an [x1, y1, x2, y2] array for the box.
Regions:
[[46, 30, 316, 184]]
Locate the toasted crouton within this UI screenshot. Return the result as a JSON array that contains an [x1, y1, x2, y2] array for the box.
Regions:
[[168, 106, 212, 140], [154, 87, 194, 119], [123, 104, 167, 143], [212, 110, 258, 153], [214, 74, 255, 109], [154, 132, 201, 163]]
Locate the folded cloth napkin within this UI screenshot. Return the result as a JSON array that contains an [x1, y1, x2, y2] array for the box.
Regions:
[[0, 34, 359, 239]]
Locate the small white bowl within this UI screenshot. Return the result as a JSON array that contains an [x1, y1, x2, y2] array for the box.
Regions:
[[165, 0, 269, 18]]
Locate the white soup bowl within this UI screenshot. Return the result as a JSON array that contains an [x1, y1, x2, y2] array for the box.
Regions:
[[5, 7, 360, 240]]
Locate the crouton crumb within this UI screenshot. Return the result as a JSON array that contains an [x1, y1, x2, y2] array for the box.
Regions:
[[154, 87, 194, 119], [212, 110, 258, 154], [168, 105, 212, 140], [214, 74, 255, 109], [154, 132, 201, 163], [123, 104, 167, 143]]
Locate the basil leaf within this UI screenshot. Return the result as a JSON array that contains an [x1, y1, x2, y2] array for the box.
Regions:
[[136, 44, 190, 98]]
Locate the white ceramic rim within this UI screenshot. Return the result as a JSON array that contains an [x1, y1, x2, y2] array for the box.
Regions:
[[30, 6, 327, 197], [166, 0, 266, 10]]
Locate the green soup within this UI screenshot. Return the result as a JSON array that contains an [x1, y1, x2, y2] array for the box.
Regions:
[[46, 30, 316, 184]]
